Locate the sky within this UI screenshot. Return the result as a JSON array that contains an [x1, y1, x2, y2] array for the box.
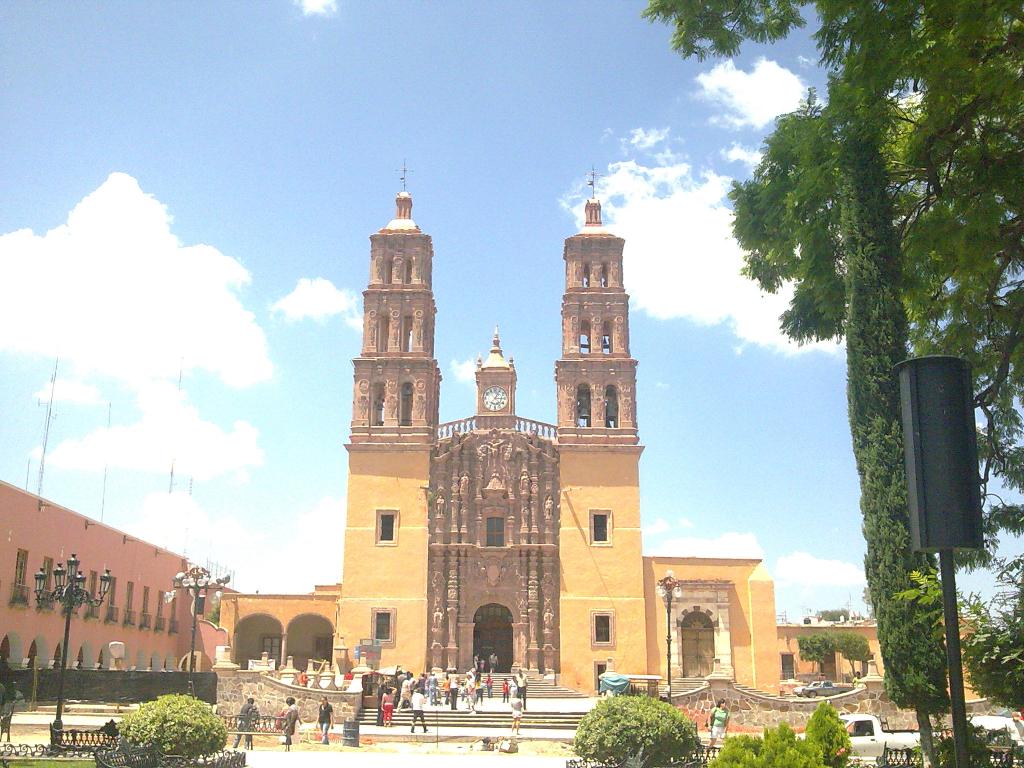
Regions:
[[2, 1, 1012, 620]]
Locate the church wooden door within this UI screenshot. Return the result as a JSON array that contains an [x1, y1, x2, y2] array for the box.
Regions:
[[680, 612, 715, 677]]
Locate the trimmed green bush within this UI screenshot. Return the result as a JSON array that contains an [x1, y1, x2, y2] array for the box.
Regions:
[[711, 723, 826, 768], [573, 696, 699, 767], [119, 694, 227, 758], [804, 702, 852, 768]]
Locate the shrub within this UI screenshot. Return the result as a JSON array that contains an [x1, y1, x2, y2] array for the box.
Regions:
[[935, 724, 992, 768], [804, 702, 852, 768], [573, 696, 699, 767], [711, 723, 826, 768], [120, 694, 227, 758]]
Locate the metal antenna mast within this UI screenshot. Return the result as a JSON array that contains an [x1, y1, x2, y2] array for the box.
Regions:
[[100, 402, 111, 522], [396, 160, 413, 191], [587, 165, 601, 197], [37, 357, 59, 500]]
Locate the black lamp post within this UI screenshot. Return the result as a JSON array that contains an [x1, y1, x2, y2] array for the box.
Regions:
[[656, 570, 682, 699], [172, 565, 230, 696], [33, 554, 111, 745]]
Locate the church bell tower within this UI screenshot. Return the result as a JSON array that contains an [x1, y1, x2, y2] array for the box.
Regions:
[[475, 328, 517, 429], [337, 189, 441, 674]]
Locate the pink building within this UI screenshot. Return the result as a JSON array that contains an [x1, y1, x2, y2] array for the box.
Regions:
[[1, 480, 222, 672]]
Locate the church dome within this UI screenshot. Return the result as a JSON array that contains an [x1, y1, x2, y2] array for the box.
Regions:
[[381, 190, 421, 232]]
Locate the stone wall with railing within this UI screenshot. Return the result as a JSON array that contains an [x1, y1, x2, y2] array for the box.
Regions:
[[215, 670, 360, 725]]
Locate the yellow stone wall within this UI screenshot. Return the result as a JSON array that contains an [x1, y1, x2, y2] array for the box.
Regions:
[[557, 446, 648, 694], [337, 445, 431, 672], [645, 557, 780, 693]]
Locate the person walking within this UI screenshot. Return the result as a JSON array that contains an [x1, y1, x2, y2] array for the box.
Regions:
[[489, 652, 498, 673], [427, 671, 439, 706], [317, 696, 334, 745], [281, 697, 299, 752], [449, 674, 459, 711], [516, 671, 528, 713], [400, 674, 413, 710], [232, 697, 257, 750], [382, 687, 395, 727], [475, 674, 485, 707], [410, 687, 428, 734], [708, 699, 730, 747], [485, 672, 493, 699], [502, 677, 510, 703], [510, 694, 523, 736], [466, 676, 476, 713]]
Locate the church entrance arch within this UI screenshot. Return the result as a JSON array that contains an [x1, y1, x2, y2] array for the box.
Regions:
[[473, 603, 513, 672], [679, 611, 715, 677]]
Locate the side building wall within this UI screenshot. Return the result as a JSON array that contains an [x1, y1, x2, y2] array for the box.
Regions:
[[336, 446, 430, 673], [558, 446, 647, 694]]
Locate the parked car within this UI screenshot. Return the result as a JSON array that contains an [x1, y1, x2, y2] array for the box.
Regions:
[[840, 714, 919, 758], [793, 680, 855, 697], [970, 715, 1024, 747]]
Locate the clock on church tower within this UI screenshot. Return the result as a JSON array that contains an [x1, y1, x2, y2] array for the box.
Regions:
[[475, 328, 517, 427]]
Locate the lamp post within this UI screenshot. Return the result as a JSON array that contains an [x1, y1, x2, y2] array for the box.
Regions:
[[172, 565, 230, 696], [33, 554, 111, 745], [656, 570, 682, 699]]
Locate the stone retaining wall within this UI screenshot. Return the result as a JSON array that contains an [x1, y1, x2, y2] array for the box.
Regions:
[[216, 670, 360, 724], [672, 678, 999, 732]]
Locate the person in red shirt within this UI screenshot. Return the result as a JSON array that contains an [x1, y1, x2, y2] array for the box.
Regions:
[[501, 677, 510, 703]]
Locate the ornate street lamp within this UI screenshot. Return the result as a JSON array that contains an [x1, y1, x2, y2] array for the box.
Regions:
[[656, 570, 683, 699], [172, 565, 230, 696], [34, 554, 112, 745]]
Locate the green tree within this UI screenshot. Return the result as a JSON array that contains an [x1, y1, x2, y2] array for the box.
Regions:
[[797, 634, 837, 674], [573, 695, 699, 767], [119, 694, 227, 758], [961, 565, 1024, 710], [833, 632, 872, 678], [816, 609, 849, 622], [805, 702, 853, 768], [711, 723, 826, 768]]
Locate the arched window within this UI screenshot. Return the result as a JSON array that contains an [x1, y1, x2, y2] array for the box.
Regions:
[[576, 384, 592, 427], [404, 258, 413, 284], [601, 321, 612, 353], [604, 385, 619, 428], [579, 320, 591, 354], [402, 315, 414, 352], [599, 263, 608, 287], [399, 382, 413, 426], [371, 383, 385, 426], [378, 314, 390, 353], [384, 258, 394, 285], [581, 263, 591, 288]]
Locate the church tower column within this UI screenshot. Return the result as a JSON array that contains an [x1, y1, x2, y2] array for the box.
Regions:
[[555, 193, 648, 694], [337, 188, 441, 676]]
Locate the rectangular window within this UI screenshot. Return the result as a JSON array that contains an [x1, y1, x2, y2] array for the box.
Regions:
[[591, 510, 610, 544], [592, 612, 614, 646], [377, 510, 398, 544], [142, 586, 150, 613], [125, 581, 135, 610], [107, 577, 118, 606], [373, 609, 394, 643], [155, 590, 164, 618], [781, 652, 795, 679], [486, 516, 505, 547], [14, 549, 28, 586], [262, 636, 282, 659], [42, 556, 54, 591]]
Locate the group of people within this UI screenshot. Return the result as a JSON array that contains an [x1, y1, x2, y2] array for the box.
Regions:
[[373, 666, 529, 735], [232, 694, 335, 751]]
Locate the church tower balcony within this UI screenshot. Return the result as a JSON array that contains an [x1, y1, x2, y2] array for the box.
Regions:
[[350, 190, 442, 445], [555, 197, 639, 446]]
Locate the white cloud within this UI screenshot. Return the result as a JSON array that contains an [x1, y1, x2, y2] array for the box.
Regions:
[[272, 277, 361, 330], [626, 127, 670, 150], [696, 58, 805, 129], [775, 552, 866, 587], [722, 143, 763, 167], [33, 378, 103, 405], [0, 172, 272, 389], [449, 357, 477, 385], [564, 157, 841, 355], [294, 0, 337, 16], [128, 492, 346, 592], [46, 381, 263, 482], [645, 531, 764, 559], [642, 517, 694, 536]]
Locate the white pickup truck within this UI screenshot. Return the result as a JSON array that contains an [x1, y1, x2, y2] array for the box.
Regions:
[[840, 714, 920, 758]]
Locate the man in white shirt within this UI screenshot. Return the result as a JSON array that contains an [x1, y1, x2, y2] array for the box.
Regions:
[[410, 688, 428, 733]]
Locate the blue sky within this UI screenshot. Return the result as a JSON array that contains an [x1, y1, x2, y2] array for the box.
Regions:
[[3, 0, 987, 619]]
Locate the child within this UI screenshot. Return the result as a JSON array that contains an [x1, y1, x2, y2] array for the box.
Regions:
[[382, 687, 395, 727], [502, 677, 510, 703]]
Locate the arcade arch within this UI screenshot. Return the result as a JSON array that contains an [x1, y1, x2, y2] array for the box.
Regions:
[[472, 603, 513, 673], [233, 614, 284, 668], [285, 614, 334, 671]]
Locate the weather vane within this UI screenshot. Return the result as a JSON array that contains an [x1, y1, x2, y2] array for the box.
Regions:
[[587, 165, 601, 197], [397, 159, 413, 191]]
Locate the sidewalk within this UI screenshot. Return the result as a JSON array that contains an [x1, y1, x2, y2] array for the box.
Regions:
[[246, 749, 572, 768]]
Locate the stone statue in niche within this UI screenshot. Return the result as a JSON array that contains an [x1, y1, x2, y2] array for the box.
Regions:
[[519, 470, 530, 500], [392, 255, 404, 284], [373, 254, 384, 283], [459, 473, 470, 502], [435, 494, 445, 519], [447, 566, 459, 603], [367, 310, 377, 348], [543, 597, 554, 629], [544, 495, 553, 523]]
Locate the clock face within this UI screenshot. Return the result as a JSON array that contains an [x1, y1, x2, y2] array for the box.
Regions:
[[482, 386, 508, 411]]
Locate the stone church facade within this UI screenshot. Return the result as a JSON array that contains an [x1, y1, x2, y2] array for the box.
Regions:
[[221, 189, 783, 695]]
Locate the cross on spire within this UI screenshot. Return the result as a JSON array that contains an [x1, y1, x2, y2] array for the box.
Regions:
[[586, 165, 601, 198], [397, 159, 413, 192]]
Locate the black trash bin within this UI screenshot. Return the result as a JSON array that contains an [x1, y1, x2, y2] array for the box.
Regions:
[[342, 718, 359, 747]]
